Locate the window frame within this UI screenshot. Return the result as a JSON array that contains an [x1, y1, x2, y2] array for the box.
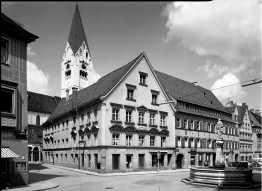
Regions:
[[112, 134, 119, 146], [1, 37, 10, 65], [1, 86, 16, 116], [112, 108, 120, 121]]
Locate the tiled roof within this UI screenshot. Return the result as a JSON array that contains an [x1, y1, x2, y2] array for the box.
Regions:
[[225, 106, 236, 113], [236, 104, 248, 124], [1, 12, 39, 43], [250, 111, 262, 126], [68, 5, 90, 55], [28, 124, 43, 138], [155, 71, 229, 113], [43, 53, 143, 125], [28, 91, 61, 114]]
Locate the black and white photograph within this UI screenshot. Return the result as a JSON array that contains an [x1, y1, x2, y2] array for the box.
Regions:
[[1, 1, 261, 191]]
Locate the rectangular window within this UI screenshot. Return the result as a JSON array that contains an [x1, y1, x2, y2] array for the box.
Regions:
[[184, 119, 188, 129], [126, 155, 133, 169], [191, 121, 194, 129], [126, 110, 132, 122], [1, 87, 15, 114], [139, 135, 145, 146], [112, 134, 119, 145], [140, 74, 146, 85], [161, 137, 166, 147], [150, 136, 155, 146], [127, 89, 134, 100], [138, 112, 144, 124], [150, 114, 155, 125], [160, 115, 166, 126], [126, 135, 132, 146], [196, 122, 200, 130], [177, 118, 181, 128], [112, 108, 120, 121], [1, 38, 9, 64], [112, 154, 120, 170], [152, 94, 157, 104]]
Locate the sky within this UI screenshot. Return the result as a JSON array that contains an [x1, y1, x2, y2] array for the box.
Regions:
[[2, 1, 261, 111]]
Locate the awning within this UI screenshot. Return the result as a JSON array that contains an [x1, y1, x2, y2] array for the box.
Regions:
[[1, 147, 20, 158]]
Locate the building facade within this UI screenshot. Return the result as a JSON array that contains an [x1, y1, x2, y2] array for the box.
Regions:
[[226, 102, 254, 162], [27, 91, 61, 163], [1, 12, 38, 187], [156, 73, 239, 168], [43, 53, 176, 173]]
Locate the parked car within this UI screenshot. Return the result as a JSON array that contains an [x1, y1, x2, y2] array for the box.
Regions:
[[251, 158, 262, 167]]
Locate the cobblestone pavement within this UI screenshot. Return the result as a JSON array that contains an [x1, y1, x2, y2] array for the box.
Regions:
[[8, 164, 262, 191]]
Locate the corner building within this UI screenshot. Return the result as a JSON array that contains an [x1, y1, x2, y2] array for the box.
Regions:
[[43, 53, 176, 173]]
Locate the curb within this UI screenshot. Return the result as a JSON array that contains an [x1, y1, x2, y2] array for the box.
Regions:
[[44, 164, 190, 177], [8, 181, 59, 191]]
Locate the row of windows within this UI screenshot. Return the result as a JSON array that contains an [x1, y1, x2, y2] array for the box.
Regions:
[[176, 137, 239, 150], [44, 109, 98, 134], [176, 118, 238, 135], [240, 133, 252, 141], [240, 144, 253, 152], [112, 134, 166, 147], [177, 101, 231, 119], [112, 108, 166, 126]]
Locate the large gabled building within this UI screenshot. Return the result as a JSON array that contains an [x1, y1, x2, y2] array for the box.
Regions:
[[249, 110, 262, 158]]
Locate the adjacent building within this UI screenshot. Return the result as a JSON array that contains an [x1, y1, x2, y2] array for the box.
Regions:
[[250, 110, 262, 158], [1, 12, 38, 186], [27, 91, 61, 163], [157, 74, 239, 168], [226, 102, 254, 161]]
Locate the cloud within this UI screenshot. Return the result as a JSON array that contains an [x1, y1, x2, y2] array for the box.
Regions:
[[162, 1, 261, 62], [27, 61, 50, 94], [211, 73, 246, 103], [198, 60, 247, 78], [27, 46, 36, 57], [91, 68, 101, 84]]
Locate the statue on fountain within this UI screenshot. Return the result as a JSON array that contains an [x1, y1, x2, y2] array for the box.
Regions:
[[215, 119, 224, 140]]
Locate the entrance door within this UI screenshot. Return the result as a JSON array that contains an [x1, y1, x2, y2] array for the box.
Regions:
[[176, 154, 184, 169], [33, 147, 39, 162], [168, 154, 172, 167], [139, 154, 144, 169], [112, 154, 119, 170]]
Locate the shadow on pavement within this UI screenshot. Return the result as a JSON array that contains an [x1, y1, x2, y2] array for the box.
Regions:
[[29, 172, 65, 184], [29, 163, 49, 171]]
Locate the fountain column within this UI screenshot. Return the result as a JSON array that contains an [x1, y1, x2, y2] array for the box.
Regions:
[[214, 140, 225, 168]]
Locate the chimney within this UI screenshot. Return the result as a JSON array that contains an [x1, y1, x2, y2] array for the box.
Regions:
[[66, 89, 69, 101], [72, 87, 78, 93]]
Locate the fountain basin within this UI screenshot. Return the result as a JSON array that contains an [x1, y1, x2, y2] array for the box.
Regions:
[[182, 166, 261, 189]]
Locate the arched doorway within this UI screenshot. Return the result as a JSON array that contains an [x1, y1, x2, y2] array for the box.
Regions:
[[176, 154, 184, 169], [28, 147, 32, 162], [33, 147, 39, 162]]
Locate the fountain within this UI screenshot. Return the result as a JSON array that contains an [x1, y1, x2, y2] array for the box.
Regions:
[[182, 119, 261, 189]]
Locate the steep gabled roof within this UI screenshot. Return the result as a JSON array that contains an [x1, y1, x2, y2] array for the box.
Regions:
[[155, 71, 228, 113], [28, 91, 61, 114], [236, 104, 248, 124], [43, 53, 143, 125], [68, 5, 90, 55], [250, 111, 262, 126]]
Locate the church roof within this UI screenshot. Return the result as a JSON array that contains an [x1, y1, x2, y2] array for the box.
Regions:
[[28, 91, 61, 114], [68, 5, 90, 55]]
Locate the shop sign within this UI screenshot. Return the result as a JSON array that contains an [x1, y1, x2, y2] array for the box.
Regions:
[[14, 161, 27, 173]]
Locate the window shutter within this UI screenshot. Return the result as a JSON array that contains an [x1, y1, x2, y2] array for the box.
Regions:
[[200, 122, 203, 131], [188, 119, 191, 129], [175, 137, 178, 148], [194, 121, 196, 130], [188, 139, 191, 148], [194, 139, 197, 148]]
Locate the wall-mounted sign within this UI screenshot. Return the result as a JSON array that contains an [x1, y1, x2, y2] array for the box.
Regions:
[[14, 161, 27, 173]]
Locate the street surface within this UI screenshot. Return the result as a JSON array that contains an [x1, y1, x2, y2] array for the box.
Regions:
[[29, 164, 261, 191]]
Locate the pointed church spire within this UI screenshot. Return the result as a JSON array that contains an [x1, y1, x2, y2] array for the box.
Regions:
[[68, 4, 91, 55]]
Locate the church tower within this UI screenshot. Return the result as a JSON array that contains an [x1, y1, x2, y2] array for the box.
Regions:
[[61, 5, 94, 98]]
